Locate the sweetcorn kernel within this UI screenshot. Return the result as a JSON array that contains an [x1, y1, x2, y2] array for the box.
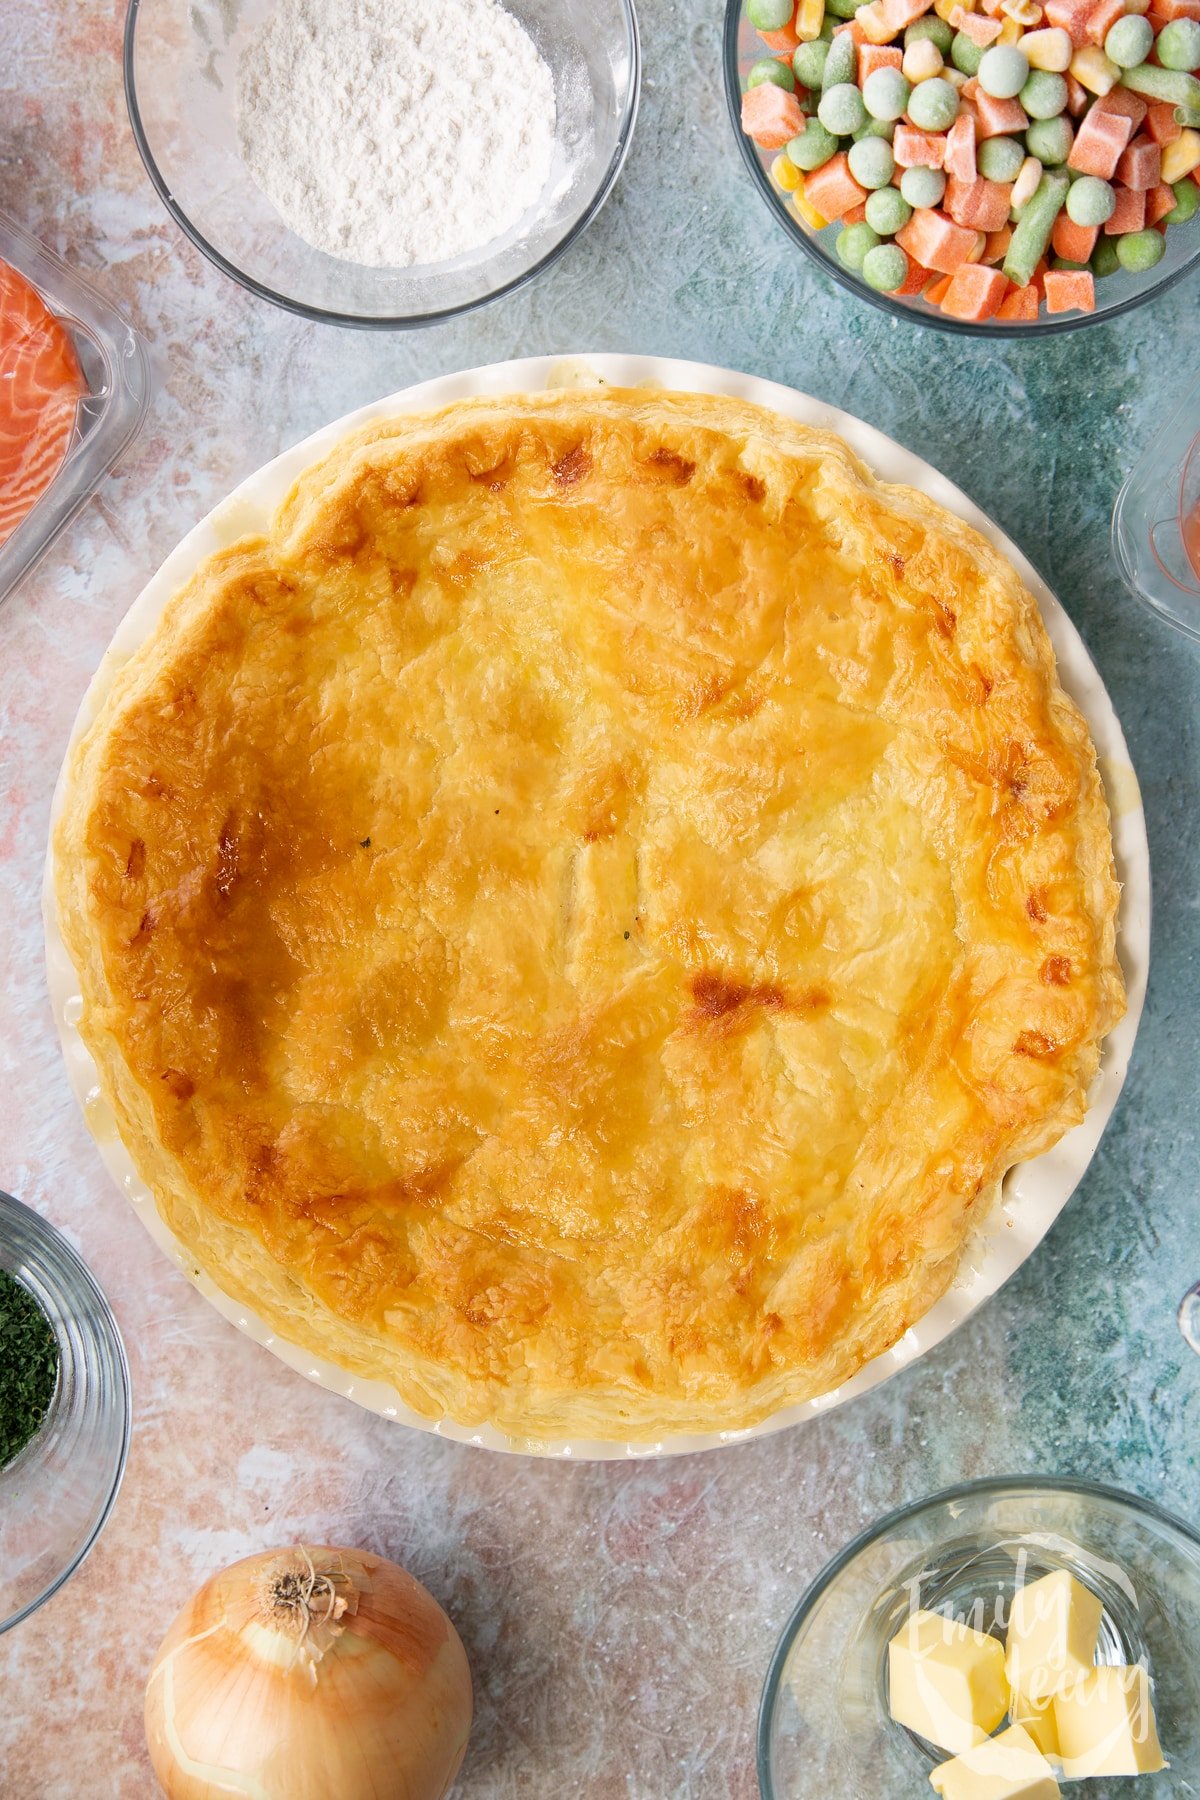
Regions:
[[1162, 128, 1200, 183], [1070, 45, 1120, 95], [904, 38, 946, 79], [859, 2, 900, 41], [796, 0, 827, 41], [1023, 26, 1073, 69], [793, 187, 830, 229], [771, 153, 805, 191]]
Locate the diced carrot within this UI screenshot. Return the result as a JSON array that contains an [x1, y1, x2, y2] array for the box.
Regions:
[[803, 151, 869, 219], [1052, 213, 1099, 259], [854, 1, 894, 39], [1104, 184, 1147, 230], [1085, 0, 1129, 42], [952, 5, 1005, 39], [895, 257, 935, 294], [1068, 105, 1134, 174], [843, 201, 871, 223], [1065, 72, 1091, 112], [1116, 133, 1162, 189], [1157, 0, 1200, 17], [973, 90, 1030, 136], [760, 7, 802, 52], [1043, 268, 1096, 311], [859, 43, 904, 79], [940, 261, 1008, 318], [1028, 256, 1051, 296], [896, 206, 983, 271], [833, 17, 870, 40], [925, 273, 954, 302], [946, 174, 1013, 229], [882, 0, 937, 26], [1045, 0, 1097, 41], [894, 125, 948, 168], [1145, 181, 1178, 223], [984, 224, 1013, 261], [793, 185, 829, 230], [1145, 102, 1183, 147], [1096, 85, 1149, 130], [945, 113, 978, 181], [740, 83, 806, 149], [997, 282, 1041, 317]]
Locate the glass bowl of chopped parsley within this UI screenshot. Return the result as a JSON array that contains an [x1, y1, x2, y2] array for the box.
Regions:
[[0, 1191, 130, 1635]]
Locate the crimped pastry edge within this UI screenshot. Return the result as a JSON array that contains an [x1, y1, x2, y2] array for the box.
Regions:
[[50, 379, 1133, 1447]]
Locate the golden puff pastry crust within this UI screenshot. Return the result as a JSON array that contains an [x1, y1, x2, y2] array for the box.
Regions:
[[55, 389, 1125, 1441]]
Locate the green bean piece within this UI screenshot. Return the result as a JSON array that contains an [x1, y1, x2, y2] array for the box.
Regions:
[[1003, 169, 1069, 286], [1120, 63, 1200, 109]]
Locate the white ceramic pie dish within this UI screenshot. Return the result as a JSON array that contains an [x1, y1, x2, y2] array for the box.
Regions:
[[43, 353, 1150, 1459]]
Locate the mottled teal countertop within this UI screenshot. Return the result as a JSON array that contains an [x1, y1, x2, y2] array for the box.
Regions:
[[1, 2, 1198, 1794]]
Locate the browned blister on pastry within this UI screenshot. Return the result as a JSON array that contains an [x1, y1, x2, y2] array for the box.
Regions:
[[54, 390, 1124, 1439]]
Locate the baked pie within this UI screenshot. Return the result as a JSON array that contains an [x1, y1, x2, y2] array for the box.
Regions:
[[54, 390, 1125, 1439]]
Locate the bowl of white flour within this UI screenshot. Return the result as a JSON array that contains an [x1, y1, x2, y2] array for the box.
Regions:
[[124, 0, 640, 326]]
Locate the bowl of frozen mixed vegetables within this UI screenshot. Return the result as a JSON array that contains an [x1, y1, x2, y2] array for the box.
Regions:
[[725, 0, 1200, 330]]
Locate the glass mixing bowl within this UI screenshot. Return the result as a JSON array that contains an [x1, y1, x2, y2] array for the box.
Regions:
[[1113, 383, 1200, 643], [759, 1476, 1200, 1796], [124, 0, 641, 328], [724, 0, 1200, 336], [0, 1191, 131, 1635]]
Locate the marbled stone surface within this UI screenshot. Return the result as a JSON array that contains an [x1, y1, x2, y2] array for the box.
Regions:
[[2, 3, 1198, 1795]]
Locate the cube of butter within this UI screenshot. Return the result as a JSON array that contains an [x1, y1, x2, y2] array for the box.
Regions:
[[1009, 1694, 1060, 1762], [889, 1610, 1009, 1754], [1054, 1663, 1165, 1778], [1005, 1571, 1102, 1704], [929, 1723, 1062, 1800]]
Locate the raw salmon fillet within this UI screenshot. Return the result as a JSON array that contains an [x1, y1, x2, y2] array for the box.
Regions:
[[0, 257, 84, 547]]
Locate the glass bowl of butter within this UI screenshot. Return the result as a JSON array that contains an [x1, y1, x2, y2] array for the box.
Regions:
[[759, 1477, 1200, 1798]]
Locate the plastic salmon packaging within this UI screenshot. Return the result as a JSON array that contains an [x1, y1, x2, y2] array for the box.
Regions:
[[0, 209, 150, 607]]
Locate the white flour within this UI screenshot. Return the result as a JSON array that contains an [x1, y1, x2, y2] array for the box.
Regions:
[[236, 0, 557, 269]]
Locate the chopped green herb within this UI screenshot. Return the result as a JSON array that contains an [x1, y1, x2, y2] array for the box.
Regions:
[[0, 1269, 59, 1469]]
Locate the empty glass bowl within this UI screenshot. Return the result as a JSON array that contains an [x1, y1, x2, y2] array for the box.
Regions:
[[1113, 383, 1200, 642], [760, 1476, 1200, 1796], [0, 1191, 130, 1635], [124, 0, 641, 328], [724, 0, 1200, 335]]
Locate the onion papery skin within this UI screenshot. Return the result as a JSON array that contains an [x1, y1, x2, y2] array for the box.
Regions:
[[144, 1545, 472, 1800]]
